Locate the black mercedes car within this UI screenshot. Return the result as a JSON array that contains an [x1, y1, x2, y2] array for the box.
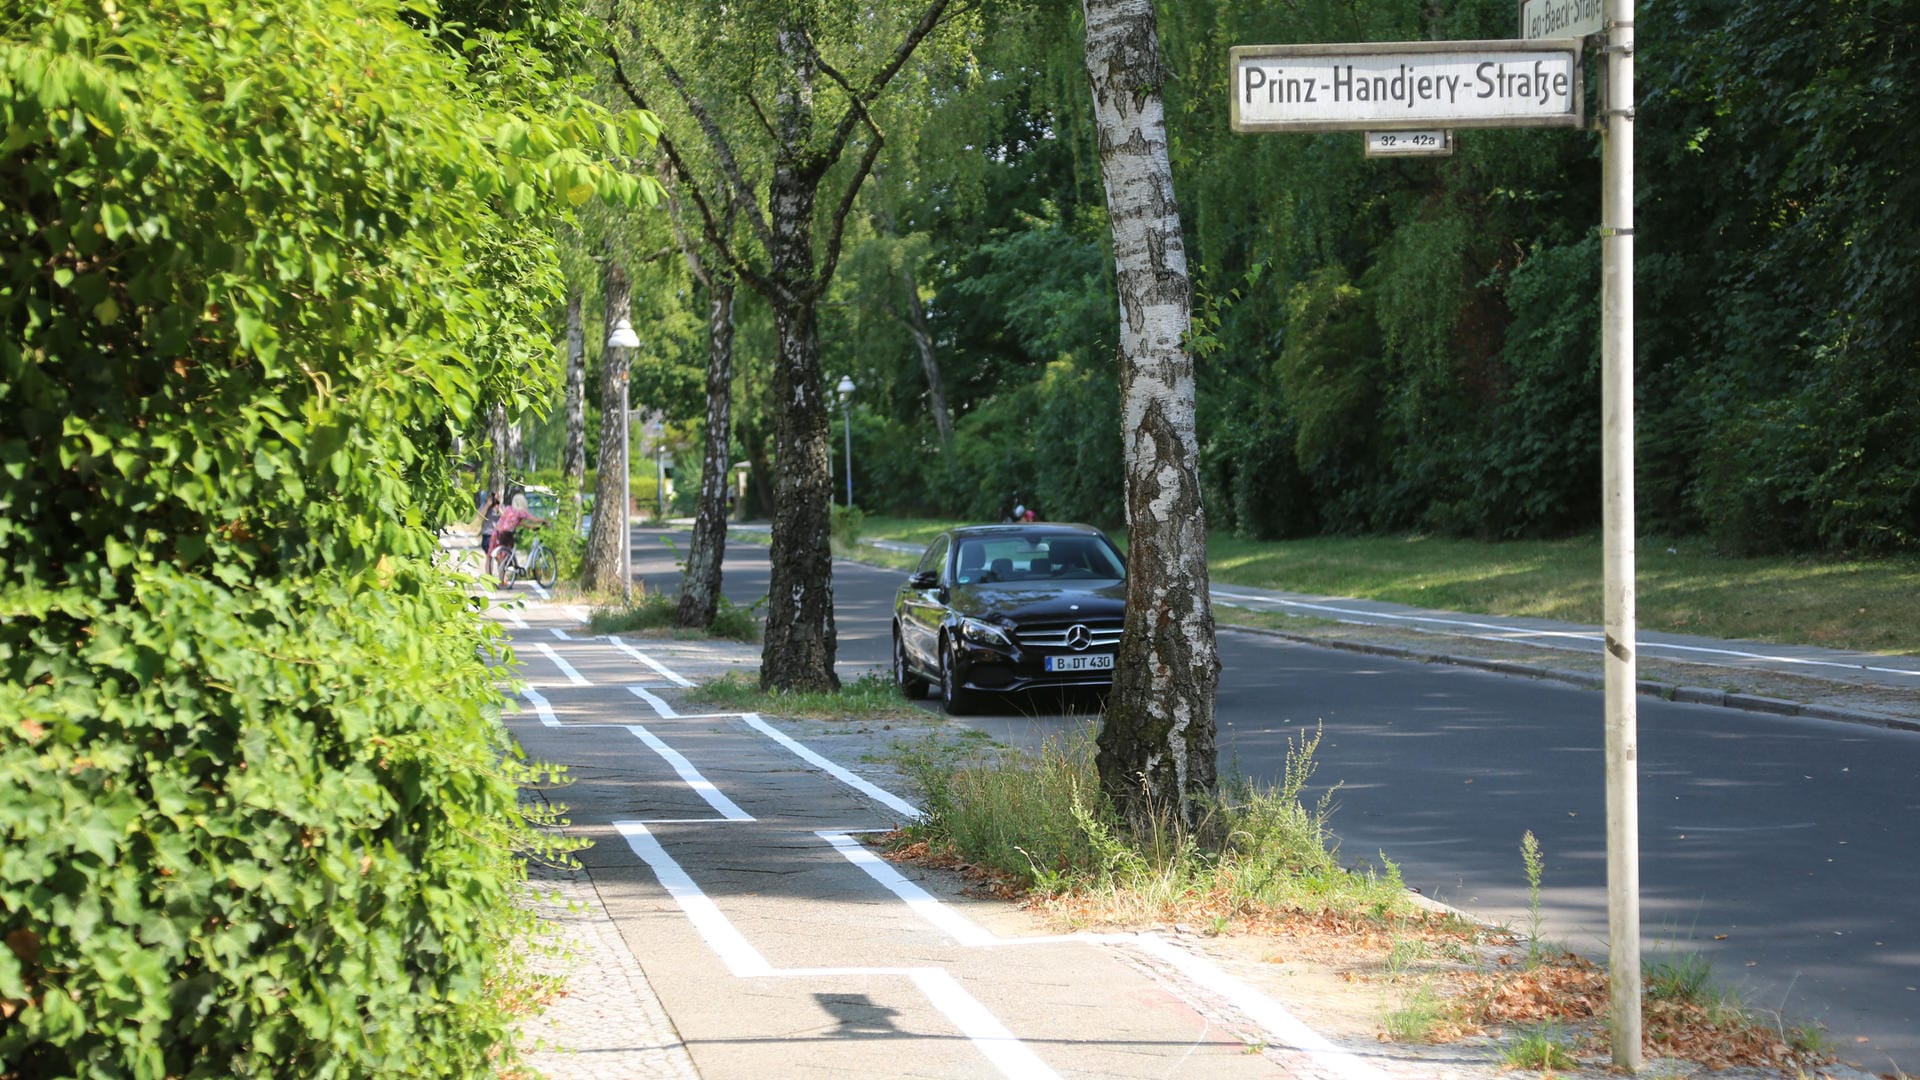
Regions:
[[892, 524, 1127, 714]]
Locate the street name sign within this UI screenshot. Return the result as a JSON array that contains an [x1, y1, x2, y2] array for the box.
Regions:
[[1231, 40, 1583, 133], [1521, 0, 1604, 40], [1365, 130, 1454, 156]]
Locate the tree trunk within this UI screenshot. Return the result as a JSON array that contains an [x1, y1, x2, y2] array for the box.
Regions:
[[899, 263, 953, 444], [762, 298, 838, 690], [678, 278, 736, 628], [507, 421, 527, 474], [759, 22, 839, 691], [486, 403, 508, 503], [580, 261, 633, 595], [1082, 0, 1220, 831], [562, 289, 587, 487]]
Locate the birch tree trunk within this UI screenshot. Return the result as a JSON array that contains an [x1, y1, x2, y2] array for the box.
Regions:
[[759, 22, 840, 691], [485, 403, 508, 504], [1082, 0, 1220, 831], [900, 263, 953, 445], [580, 261, 633, 594], [677, 278, 736, 628], [562, 290, 587, 486]]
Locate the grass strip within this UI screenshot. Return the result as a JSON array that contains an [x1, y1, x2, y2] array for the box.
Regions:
[[586, 592, 760, 643], [686, 671, 926, 721]]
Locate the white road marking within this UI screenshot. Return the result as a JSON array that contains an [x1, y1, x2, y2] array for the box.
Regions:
[[527, 580, 551, 600], [628, 685, 680, 719], [501, 611, 530, 630], [521, 688, 560, 728], [1667, 822, 1816, 833], [1210, 590, 1920, 681], [820, 831, 1390, 1079], [613, 821, 1058, 1079], [607, 636, 697, 687], [551, 627, 572, 641], [566, 605, 591, 623], [817, 832, 996, 947], [905, 968, 1060, 1079], [556, 636, 1373, 1078], [533, 642, 590, 686], [625, 719, 752, 822], [615, 822, 772, 977], [741, 713, 922, 821], [1130, 935, 1387, 1080]]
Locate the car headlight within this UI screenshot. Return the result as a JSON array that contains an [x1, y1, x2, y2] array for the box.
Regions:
[[958, 617, 1012, 648]]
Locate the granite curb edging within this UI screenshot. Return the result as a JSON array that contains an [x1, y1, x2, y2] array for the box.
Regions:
[[1221, 624, 1920, 735]]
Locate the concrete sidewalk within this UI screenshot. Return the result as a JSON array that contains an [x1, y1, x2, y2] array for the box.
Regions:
[[491, 595, 1882, 1080], [499, 600, 1454, 1079]]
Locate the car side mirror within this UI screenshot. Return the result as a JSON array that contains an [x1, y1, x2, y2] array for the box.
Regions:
[[908, 570, 938, 590]]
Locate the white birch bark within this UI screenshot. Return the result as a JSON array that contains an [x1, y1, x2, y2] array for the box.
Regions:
[[562, 290, 587, 486], [1082, 0, 1220, 830], [580, 261, 633, 594]]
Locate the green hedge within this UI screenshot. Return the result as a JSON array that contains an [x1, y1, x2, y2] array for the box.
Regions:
[[1, 1, 649, 1074]]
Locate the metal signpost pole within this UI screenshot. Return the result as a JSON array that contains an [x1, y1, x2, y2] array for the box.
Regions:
[[607, 317, 641, 604], [836, 375, 856, 508], [620, 376, 631, 603], [1600, 0, 1640, 1067], [1230, 22, 1643, 1070]]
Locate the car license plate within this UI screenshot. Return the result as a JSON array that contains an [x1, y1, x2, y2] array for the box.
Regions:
[[1046, 653, 1114, 672]]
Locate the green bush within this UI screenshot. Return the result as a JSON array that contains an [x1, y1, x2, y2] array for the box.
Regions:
[[0, 1, 649, 1074], [830, 504, 867, 549]]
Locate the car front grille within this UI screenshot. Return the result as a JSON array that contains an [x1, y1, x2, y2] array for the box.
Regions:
[[1014, 619, 1123, 650]]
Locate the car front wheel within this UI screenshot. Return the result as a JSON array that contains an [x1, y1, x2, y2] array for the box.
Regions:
[[894, 627, 930, 699], [940, 639, 980, 716]]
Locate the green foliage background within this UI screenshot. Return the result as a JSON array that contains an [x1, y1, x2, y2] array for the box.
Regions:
[[0, 0, 651, 1074], [776, 0, 1917, 555]]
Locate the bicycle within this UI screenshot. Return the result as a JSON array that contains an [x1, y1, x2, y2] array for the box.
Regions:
[[497, 527, 558, 589]]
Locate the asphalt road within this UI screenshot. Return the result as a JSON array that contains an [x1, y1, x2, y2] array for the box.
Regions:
[[631, 527, 1919, 1071]]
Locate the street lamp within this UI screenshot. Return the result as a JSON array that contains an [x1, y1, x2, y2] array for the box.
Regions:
[[608, 317, 640, 601], [836, 374, 855, 508]]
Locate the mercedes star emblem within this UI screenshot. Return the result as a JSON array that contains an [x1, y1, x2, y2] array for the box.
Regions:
[[1065, 624, 1092, 651]]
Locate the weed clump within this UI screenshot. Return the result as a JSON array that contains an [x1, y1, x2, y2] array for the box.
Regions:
[[887, 725, 1412, 930]]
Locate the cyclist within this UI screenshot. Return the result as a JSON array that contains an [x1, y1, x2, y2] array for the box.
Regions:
[[489, 494, 547, 587]]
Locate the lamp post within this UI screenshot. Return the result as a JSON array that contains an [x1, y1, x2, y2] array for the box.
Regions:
[[836, 375, 855, 508], [655, 442, 666, 520], [608, 316, 640, 601]]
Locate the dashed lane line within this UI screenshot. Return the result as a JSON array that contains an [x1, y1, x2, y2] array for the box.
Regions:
[[531, 641, 590, 687], [521, 688, 559, 728], [738, 712, 922, 821], [621, 718, 751, 822], [607, 635, 696, 687]]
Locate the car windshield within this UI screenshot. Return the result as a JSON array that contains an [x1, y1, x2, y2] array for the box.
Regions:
[[951, 535, 1124, 587]]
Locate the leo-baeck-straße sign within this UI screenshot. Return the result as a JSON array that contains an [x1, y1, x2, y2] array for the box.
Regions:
[[1231, 39, 1583, 133]]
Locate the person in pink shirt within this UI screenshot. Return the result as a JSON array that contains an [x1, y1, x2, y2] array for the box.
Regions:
[[489, 495, 546, 587]]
